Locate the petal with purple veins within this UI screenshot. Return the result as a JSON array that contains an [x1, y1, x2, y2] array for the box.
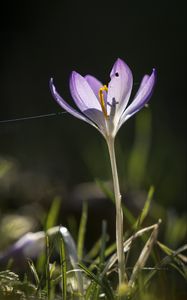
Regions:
[[70, 71, 107, 130], [118, 68, 156, 129], [70, 71, 102, 111], [134, 74, 150, 98], [85, 75, 103, 100], [107, 58, 133, 118], [50, 78, 97, 128]]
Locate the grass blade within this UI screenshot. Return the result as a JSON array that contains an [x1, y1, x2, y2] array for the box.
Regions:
[[103, 222, 161, 275], [59, 235, 67, 300], [134, 185, 155, 229], [45, 196, 61, 230], [99, 220, 108, 266], [77, 202, 88, 261], [78, 262, 114, 299], [27, 259, 40, 287], [144, 244, 187, 288], [129, 219, 161, 287], [58, 226, 83, 295], [85, 238, 102, 261], [127, 109, 152, 188], [85, 281, 98, 300], [45, 235, 50, 300], [92, 221, 108, 299]]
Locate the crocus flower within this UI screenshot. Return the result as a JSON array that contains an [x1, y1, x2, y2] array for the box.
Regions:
[[0, 232, 45, 266], [0, 227, 83, 292], [50, 58, 156, 140]]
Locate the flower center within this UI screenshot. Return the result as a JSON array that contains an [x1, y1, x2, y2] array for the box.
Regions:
[[98, 85, 108, 119]]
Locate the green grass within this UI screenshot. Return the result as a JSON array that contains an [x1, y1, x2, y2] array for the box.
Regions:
[[0, 191, 186, 300]]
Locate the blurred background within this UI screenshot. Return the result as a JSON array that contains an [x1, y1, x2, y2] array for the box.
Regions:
[[0, 0, 186, 251]]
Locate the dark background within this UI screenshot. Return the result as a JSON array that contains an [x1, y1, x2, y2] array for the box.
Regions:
[[0, 0, 186, 229]]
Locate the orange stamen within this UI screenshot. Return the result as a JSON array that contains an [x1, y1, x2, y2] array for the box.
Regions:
[[98, 85, 108, 119]]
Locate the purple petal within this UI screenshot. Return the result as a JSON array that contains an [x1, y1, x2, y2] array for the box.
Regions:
[[70, 71, 102, 111], [0, 232, 45, 264], [85, 75, 103, 99], [135, 74, 150, 98], [119, 68, 156, 126], [107, 58, 133, 117], [50, 78, 96, 128], [70, 71, 106, 129]]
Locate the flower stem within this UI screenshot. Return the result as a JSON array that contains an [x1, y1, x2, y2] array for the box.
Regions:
[[107, 137, 126, 286]]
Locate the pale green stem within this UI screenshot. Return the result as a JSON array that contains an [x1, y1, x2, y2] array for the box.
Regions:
[[107, 137, 125, 286]]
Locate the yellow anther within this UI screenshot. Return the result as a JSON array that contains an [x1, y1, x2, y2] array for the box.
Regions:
[[98, 85, 108, 119]]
